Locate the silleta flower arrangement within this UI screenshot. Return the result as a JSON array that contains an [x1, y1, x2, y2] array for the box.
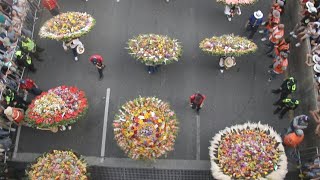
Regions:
[[209, 122, 287, 180], [39, 12, 96, 41], [127, 34, 182, 65], [26, 150, 88, 179], [216, 0, 258, 5], [199, 34, 257, 57], [113, 97, 179, 160], [25, 86, 88, 129]]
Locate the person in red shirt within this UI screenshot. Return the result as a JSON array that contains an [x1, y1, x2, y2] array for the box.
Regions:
[[4, 106, 24, 125], [42, 0, 60, 16], [189, 92, 206, 113], [89, 54, 105, 80], [268, 52, 288, 82], [283, 129, 304, 148], [19, 78, 42, 96]]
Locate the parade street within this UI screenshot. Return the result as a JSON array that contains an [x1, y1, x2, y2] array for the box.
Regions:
[[16, 0, 289, 163]]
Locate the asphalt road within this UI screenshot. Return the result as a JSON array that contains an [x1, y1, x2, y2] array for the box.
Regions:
[[17, 0, 290, 161]]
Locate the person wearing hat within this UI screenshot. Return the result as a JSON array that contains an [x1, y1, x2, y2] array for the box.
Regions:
[[259, 10, 280, 38], [272, 77, 297, 103], [287, 115, 309, 134], [245, 10, 264, 39], [189, 92, 206, 113], [290, 12, 317, 38], [62, 38, 84, 61], [273, 98, 299, 119], [89, 54, 105, 80], [3, 106, 24, 125], [268, 52, 288, 81], [305, 1, 318, 16], [219, 56, 236, 73], [20, 36, 44, 62], [19, 78, 42, 96], [295, 21, 320, 47], [305, 53, 320, 66], [283, 129, 304, 148]]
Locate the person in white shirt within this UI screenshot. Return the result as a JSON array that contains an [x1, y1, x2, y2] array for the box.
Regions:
[[62, 38, 83, 61]]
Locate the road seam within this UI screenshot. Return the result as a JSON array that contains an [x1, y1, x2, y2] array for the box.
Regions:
[[13, 126, 21, 159], [196, 115, 200, 160]]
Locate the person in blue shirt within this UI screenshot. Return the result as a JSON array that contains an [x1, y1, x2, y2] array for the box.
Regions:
[[245, 10, 264, 39]]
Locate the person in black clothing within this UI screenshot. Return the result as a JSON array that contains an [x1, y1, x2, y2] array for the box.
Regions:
[[15, 50, 36, 73], [96, 61, 105, 80], [273, 98, 299, 119], [272, 77, 297, 104]]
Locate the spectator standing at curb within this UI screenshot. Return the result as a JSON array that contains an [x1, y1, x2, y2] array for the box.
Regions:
[[245, 10, 264, 39], [189, 92, 206, 113], [42, 0, 60, 16], [3, 106, 24, 125], [63, 38, 84, 61], [272, 77, 297, 103], [273, 98, 299, 119], [19, 78, 42, 96], [287, 115, 309, 133], [89, 54, 105, 80]]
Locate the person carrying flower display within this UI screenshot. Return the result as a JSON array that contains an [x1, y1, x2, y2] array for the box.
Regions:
[[19, 78, 42, 96], [219, 56, 236, 73], [89, 54, 105, 80], [273, 98, 299, 119], [190, 92, 206, 113], [245, 10, 264, 39], [283, 129, 304, 148], [20, 36, 44, 62], [3, 106, 24, 125], [224, 5, 241, 22], [42, 0, 60, 16], [62, 38, 84, 61]]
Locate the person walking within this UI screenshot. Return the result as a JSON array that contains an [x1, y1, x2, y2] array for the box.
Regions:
[[219, 56, 236, 73], [20, 36, 44, 61], [283, 129, 304, 148], [89, 54, 105, 80], [272, 77, 297, 104], [224, 5, 241, 22], [286, 115, 309, 134], [245, 10, 264, 39], [189, 92, 206, 113], [259, 10, 281, 39], [15, 50, 36, 73], [273, 98, 299, 119], [268, 37, 291, 58], [19, 78, 42, 96], [268, 52, 289, 82], [42, 0, 60, 16], [62, 38, 84, 61], [263, 24, 285, 55]]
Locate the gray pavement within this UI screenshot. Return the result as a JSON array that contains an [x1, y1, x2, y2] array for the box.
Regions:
[[17, 0, 291, 163]]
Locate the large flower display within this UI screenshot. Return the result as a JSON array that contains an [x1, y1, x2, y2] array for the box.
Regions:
[[209, 122, 287, 180], [127, 34, 182, 65], [25, 86, 88, 129], [199, 34, 257, 57], [113, 97, 179, 160], [26, 150, 88, 179], [216, 0, 258, 5], [39, 12, 96, 41]]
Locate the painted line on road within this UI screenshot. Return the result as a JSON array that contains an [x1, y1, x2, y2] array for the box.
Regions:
[[196, 115, 200, 160], [12, 152, 211, 170], [13, 126, 21, 159], [100, 88, 111, 162]]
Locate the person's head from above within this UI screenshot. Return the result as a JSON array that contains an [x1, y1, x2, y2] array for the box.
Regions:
[[272, 10, 280, 18], [92, 58, 97, 65], [295, 129, 304, 136], [278, 24, 285, 29]]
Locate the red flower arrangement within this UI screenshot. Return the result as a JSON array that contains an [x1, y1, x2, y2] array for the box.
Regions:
[[25, 86, 88, 128]]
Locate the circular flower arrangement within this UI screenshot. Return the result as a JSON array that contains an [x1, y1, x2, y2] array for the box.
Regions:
[[39, 12, 96, 41], [25, 86, 88, 129], [216, 0, 258, 5], [209, 122, 287, 180], [199, 34, 257, 57], [113, 97, 179, 160], [26, 150, 88, 179], [127, 34, 182, 65]]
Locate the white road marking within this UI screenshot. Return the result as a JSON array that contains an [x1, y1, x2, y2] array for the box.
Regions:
[[100, 88, 111, 162], [13, 126, 21, 159], [196, 115, 200, 160]]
